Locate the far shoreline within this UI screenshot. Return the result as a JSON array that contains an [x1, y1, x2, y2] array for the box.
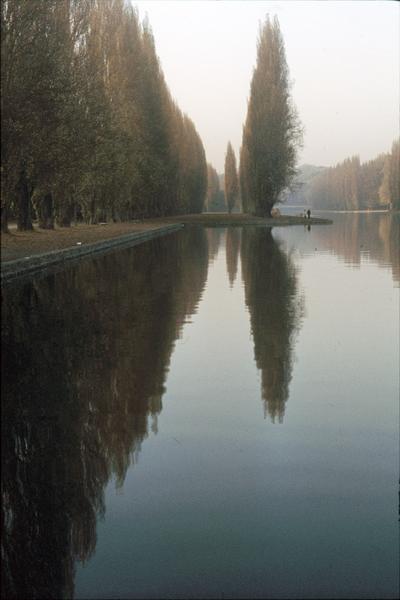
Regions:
[[283, 206, 397, 214], [1, 212, 332, 282]]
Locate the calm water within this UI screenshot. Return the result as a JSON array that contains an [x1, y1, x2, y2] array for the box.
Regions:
[[2, 213, 399, 599]]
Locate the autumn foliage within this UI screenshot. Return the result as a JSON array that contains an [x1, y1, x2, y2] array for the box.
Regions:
[[1, 0, 207, 232]]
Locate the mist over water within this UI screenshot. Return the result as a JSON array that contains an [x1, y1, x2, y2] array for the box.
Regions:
[[2, 214, 399, 599]]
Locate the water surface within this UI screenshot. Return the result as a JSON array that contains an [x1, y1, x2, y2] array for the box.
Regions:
[[2, 213, 399, 599]]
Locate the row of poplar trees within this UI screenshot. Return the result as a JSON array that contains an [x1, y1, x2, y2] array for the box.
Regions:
[[306, 140, 400, 211], [1, 0, 207, 232]]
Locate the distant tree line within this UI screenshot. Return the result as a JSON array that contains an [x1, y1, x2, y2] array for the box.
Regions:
[[306, 140, 399, 211], [379, 140, 399, 210], [1, 0, 207, 232]]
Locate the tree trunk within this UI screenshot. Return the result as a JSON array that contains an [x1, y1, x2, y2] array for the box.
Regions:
[[38, 193, 54, 229], [1, 172, 9, 232], [1, 205, 9, 233], [89, 196, 97, 224], [254, 205, 272, 218], [56, 193, 73, 227], [72, 203, 79, 225], [16, 168, 33, 231], [57, 204, 73, 227]]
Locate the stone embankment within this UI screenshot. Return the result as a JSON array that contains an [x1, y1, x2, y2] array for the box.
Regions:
[[1, 224, 183, 283]]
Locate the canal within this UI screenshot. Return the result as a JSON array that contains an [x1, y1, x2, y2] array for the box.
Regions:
[[2, 213, 399, 599]]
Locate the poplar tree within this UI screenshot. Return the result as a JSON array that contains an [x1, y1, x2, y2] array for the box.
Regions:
[[240, 16, 302, 217], [224, 142, 239, 214]]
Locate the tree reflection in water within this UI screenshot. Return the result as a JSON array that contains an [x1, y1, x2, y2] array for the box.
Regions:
[[206, 227, 224, 263], [225, 227, 241, 288], [312, 212, 400, 284], [1, 229, 209, 599], [241, 227, 303, 423]]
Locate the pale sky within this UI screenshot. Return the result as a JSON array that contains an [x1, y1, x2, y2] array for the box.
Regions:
[[133, 0, 399, 172]]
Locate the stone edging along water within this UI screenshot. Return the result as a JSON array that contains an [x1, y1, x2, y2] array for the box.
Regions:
[[1, 224, 184, 284]]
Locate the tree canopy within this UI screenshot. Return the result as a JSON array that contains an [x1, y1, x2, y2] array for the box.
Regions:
[[1, 0, 207, 232]]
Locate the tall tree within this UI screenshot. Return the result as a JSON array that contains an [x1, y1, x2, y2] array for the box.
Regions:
[[1, 0, 62, 231], [240, 16, 302, 217], [224, 142, 239, 214]]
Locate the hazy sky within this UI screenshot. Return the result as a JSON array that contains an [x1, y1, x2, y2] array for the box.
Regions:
[[133, 1, 399, 172]]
